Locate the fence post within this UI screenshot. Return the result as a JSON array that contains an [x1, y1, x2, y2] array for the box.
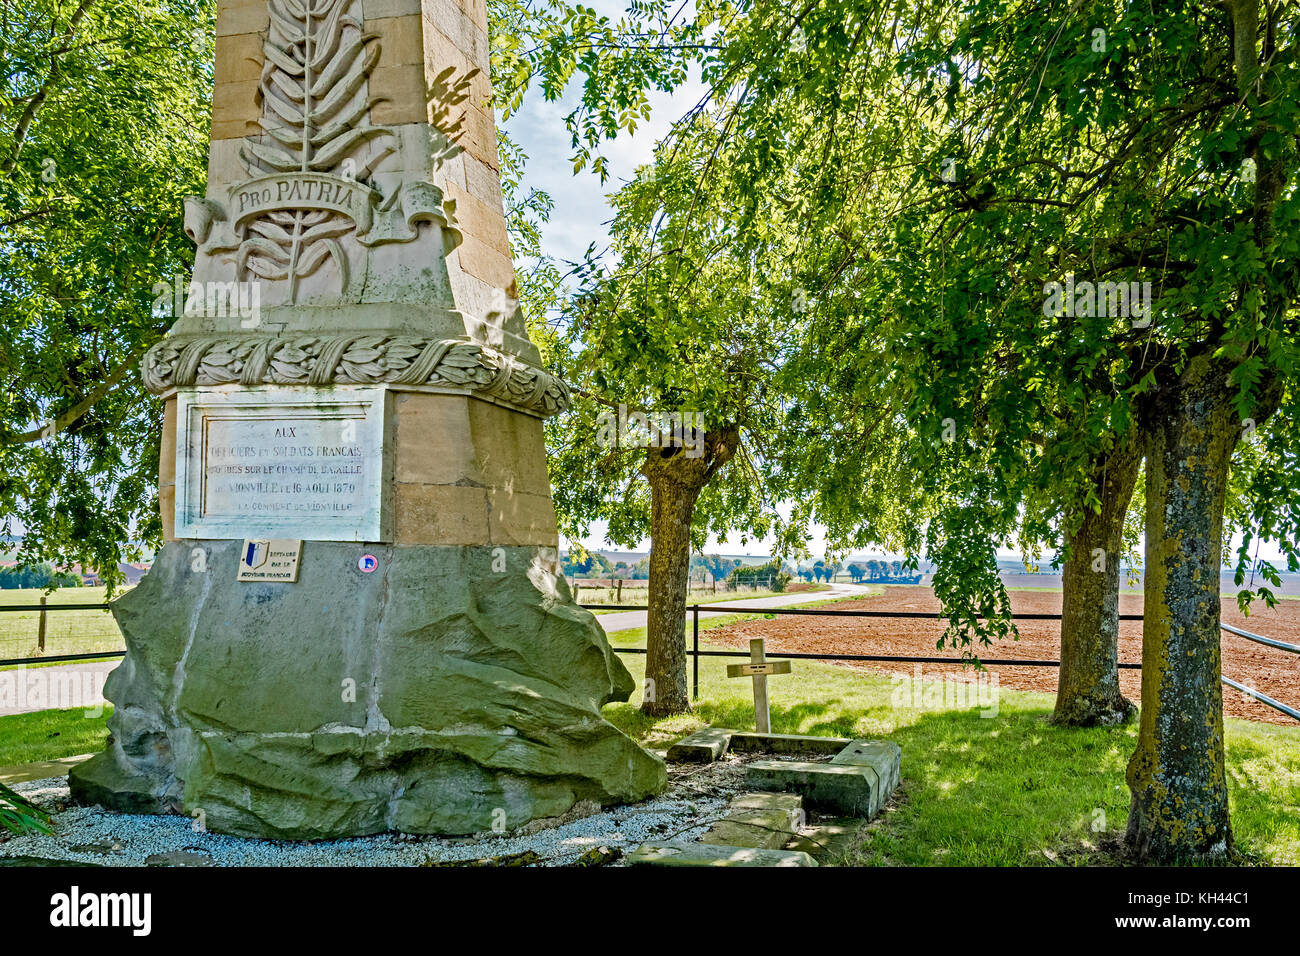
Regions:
[[692, 603, 700, 701], [616, 578, 622, 602], [37, 594, 47, 653]]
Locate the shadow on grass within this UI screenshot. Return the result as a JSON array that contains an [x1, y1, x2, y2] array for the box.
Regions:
[[607, 674, 1300, 866]]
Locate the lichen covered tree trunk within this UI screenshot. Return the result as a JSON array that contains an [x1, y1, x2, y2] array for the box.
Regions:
[[641, 426, 738, 716], [1053, 436, 1141, 726], [1124, 354, 1248, 861]]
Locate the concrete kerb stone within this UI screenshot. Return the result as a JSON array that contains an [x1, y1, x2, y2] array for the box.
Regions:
[[627, 842, 818, 867]]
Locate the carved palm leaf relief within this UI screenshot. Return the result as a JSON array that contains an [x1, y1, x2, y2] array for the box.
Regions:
[[238, 0, 394, 302]]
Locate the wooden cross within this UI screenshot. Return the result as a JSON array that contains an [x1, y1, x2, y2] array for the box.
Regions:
[[726, 638, 792, 733]]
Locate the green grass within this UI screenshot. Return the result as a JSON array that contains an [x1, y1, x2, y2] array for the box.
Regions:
[[0, 706, 113, 767], [0, 586, 127, 661], [602, 625, 1300, 866]]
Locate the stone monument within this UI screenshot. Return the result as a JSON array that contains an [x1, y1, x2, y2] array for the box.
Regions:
[[69, 0, 666, 838]]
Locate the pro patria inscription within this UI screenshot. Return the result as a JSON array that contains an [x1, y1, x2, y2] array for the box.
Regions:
[[175, 386, 391, 541]]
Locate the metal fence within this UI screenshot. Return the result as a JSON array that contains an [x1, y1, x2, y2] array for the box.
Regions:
[[589, 603, 1300, 721], [1, 600, 1296, 722], [0, 601, 124, 663]]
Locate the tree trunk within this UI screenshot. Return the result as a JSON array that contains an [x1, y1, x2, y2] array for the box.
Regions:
[[1053, 436, 1141, 726], [640, 426, 739, 716], [1124, 354, 1257, 862]]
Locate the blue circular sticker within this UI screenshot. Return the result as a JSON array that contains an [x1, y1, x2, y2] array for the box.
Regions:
[[358, 554, 378, 573]]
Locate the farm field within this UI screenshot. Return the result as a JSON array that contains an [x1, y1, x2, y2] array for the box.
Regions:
[[708, 585, 1300, 727], [0, 587, 126, 661]]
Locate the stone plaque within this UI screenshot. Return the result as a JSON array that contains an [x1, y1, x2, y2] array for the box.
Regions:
[[237, 539, 303, 582], [176, 386, 391, 541]]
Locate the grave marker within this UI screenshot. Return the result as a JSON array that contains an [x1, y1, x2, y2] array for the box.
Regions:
[[726, 638, 792, 733]]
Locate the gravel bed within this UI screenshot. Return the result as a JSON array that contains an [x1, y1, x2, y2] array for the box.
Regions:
[[0, 757, 758, 867]]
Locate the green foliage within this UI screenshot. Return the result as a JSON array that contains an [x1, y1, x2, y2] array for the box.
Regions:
[[584, 0, 1300, 647], [0, 780, 51, 836], [0, 0, 216, 591], [0, 563, 79, 589], [545, 111, 807, 559], [728, 558, 790, 591]]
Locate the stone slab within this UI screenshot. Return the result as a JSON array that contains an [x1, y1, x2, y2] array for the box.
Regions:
[[747, 748, 899, 818], [728, 732, 852, 755], [665, 727, 732, 763], [784, 822, 865, 862], [174, 386, 392, 542], [628, 842, 817, 868], [699, 792, 803, 851], [728, 791, 803, 812], [699, 813, 795, 850]]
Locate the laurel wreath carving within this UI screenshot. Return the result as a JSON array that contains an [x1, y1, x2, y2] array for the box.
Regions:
[[239, 0, 395, 301], [142, 337, 571, 418]]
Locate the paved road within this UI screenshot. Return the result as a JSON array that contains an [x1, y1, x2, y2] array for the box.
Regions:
[[593, 581, 874, 634], [0, 583, 875, 717]]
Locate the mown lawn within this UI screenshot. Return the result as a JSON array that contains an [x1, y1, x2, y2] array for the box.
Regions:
[[603, 624, 1300, 866], [0, 706, 113, 767]]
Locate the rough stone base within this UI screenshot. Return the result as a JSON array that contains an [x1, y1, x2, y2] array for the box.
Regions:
[[69, 540, 665, 839]]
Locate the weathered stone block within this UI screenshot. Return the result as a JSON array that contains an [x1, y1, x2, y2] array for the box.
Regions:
[[832, 739, 903, 801], [393, 393, 479, 485], [468, 399, 553, 496], [214, 32, 264, 88], [729, 791, 803, 812], [487, 490, 558, 547], [393, 482, 491, 544], [747, 746, 900, 818], [372, 15, 425, 68], [211, 80, 261, 137], [461, 152, 506, 211], [665, 726, 732, 763], [369, 64, 429, 126], [366, 0, 422, 17], [628, 842, 817, 867], [444, 182, 512, 256], [729, 732, 852, 755], [216, 0, 270, 36], [698, 792, 804, 850], [423, 22, 492, 107], [454, 235, 515, 290]]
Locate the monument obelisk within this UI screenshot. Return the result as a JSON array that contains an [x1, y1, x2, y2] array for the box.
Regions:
[[70, 0, 666, 838]]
